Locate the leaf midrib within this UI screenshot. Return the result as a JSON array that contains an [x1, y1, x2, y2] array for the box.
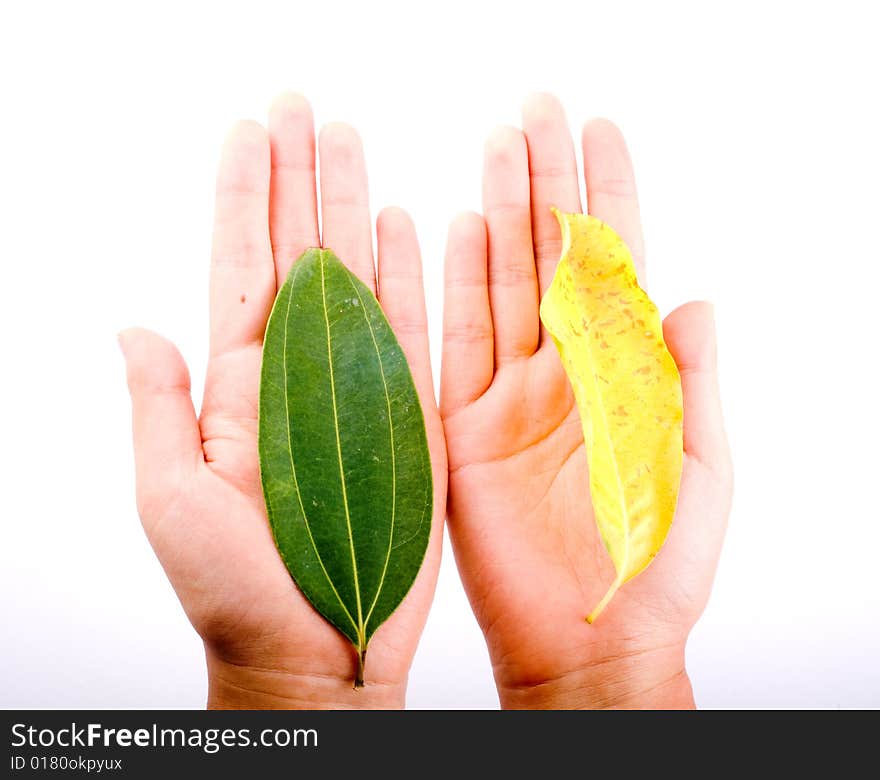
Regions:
[[282, 259, 359, 634], [319, 252, 365, 644], [559, 213, 631, 580]]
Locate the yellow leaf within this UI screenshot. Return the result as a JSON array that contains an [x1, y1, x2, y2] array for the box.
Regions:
[[539, 209, 683, 623]]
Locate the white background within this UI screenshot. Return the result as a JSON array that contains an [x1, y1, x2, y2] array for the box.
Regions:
[[2, 0, 878, 709]]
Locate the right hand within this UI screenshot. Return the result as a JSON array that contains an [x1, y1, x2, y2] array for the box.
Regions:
[[440, 94, 733, 709]]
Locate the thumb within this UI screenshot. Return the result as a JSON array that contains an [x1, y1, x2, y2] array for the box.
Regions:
[[662, 302, 730, 472], [119, 328, 203, 521]]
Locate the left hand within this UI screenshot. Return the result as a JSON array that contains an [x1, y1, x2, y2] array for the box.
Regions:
[[120, 93, 446, 709]]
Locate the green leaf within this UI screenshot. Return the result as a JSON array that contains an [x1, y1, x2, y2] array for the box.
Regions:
[[258, 248, 432, 686]]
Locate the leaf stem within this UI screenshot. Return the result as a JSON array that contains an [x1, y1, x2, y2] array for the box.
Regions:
[[354, 646, 367, 689], [586, 577, 622, 624]]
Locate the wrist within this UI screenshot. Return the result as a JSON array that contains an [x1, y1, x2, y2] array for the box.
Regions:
[[205, 647, 407, 710], [495, 641, 694, 710]]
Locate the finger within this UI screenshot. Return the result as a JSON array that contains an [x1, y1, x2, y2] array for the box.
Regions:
[[119, 328, 203, 524], [582, 118, 646, 283], [319, 123, 375, 293], [483, 126, 539, 363], [522, 93, 582, 297], [663, 302, 730, 470], [375, 208, 447, 631], [209, 121, 275, 358], [268, 92, 320, 287], [376, 207, 435, 403], [440, 212, 493, 416]]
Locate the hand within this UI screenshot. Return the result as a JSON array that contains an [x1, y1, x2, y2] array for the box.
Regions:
[[120, 94, 446, 709], [441, 94, 733, 709]]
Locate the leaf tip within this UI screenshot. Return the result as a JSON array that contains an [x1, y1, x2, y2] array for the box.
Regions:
[[549, 206, 567, 233]]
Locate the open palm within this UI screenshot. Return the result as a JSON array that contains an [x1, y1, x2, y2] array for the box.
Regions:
[[121, 94, 446, 709], [441, 95, 732, 709]]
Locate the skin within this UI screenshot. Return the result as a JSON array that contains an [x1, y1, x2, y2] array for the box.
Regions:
[[120, 93, 447, 709], [121, 91, 733, 710], [440, 94, 733, 708]]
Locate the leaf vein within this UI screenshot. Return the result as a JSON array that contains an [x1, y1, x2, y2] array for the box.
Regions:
[[347, 278, 396, 630], [282, 259, 359, 634], [320, 252, 365, 644]]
